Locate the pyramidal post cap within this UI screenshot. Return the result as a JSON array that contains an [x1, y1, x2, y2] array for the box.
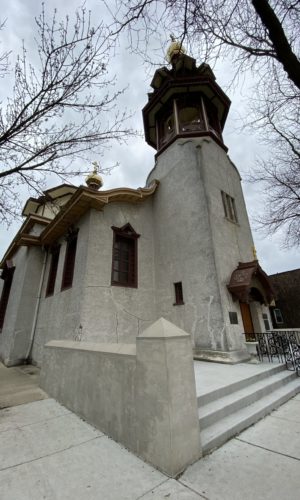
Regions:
[[139, 317, 190, 339]]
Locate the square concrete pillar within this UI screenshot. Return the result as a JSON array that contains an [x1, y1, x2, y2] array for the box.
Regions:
[[136, 318, 202, 476]]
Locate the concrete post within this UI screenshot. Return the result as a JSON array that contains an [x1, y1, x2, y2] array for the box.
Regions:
[[136, 317, 202, 476]]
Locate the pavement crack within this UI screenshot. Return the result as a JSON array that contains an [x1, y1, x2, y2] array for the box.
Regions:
[[268, 414, 300, 424], [135, 478, 169, 500], [178, 479, 210, 499], [0, 411, 71, 434], [0, 435, 104, 473], [235, 437, 300, 462]]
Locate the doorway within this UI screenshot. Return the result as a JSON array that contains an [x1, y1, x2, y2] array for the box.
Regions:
[[240, 302, 255, 341]]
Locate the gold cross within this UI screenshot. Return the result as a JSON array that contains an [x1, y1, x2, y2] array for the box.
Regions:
[[92, 160, 99, 173]]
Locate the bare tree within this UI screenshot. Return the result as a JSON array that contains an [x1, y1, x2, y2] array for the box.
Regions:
[[111, 0, 300, 245], [0, 5, 134, 223]]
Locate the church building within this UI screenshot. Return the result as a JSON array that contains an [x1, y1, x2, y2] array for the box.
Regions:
[[0, 41, 275, 367]]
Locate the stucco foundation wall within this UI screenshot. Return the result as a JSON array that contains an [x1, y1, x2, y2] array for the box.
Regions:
[[0, 245, 44, 365], [40, 318, 201, 477], [147, 139, 227, 350], [40, 341, 137, 450]]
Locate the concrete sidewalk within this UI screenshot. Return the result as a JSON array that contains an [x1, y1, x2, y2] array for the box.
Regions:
[[1, 362, 300, 499]]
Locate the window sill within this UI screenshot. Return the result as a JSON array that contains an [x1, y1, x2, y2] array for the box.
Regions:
[[61, 285, 73, 292], [173, 302, 185, 306], [224, 217, 239, 226], [111, 282, 138, 289]]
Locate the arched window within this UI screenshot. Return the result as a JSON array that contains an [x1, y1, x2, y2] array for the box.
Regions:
[[177, 95, 204, 133], [203, 97, 222, 138], [61, 228, 79, 290], [46, 245, 60, 297], [158, 103, 176, 148], [111, 224, 140, 288]]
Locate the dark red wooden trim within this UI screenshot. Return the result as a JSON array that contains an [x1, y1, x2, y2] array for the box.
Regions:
[[111, 224, 138, 288], [173, 282, 184, 306], [61, 233, 78, 291], [45, 245, 61, 297], [0, 267, 15, 330]]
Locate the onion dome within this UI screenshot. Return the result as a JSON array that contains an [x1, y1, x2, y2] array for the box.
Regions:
[[85, 161, 103, 191]]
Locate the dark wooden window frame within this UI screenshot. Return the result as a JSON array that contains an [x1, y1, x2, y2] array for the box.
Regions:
[[202, 95, 223, 139], [273, 308, 284, 324], [157, 101, 176, 149], [173, 281, 184, 306], [111, 224, 140, 288], [156, 93, 223, 152], [221, 190, 238, 223], [0, 265, 15, 331], [61, 228, 79, 291], [229, 311, 238, 324], [177, 95, 205, 134], [262, 312, 271, 331], [45, 245, 61, 297]]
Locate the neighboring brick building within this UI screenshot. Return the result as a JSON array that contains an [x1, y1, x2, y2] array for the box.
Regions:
[[269, 269, 300, 329]]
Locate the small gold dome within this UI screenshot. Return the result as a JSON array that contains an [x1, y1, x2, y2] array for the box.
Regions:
[[85, 161, 103, 191], [166, 35, 186, 63]]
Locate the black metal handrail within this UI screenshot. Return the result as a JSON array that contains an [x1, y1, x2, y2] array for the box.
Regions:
[[244, 330, 300, 376]]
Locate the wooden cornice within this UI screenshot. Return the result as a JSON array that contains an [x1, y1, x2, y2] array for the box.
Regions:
[[41, 181, 159, 246], [1, 182, 159, 267], [0, 214, 51, 268]]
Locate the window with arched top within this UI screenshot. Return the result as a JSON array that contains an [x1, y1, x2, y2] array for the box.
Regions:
[[0, 265, 15, 330], [177, 95, 204, 133], [46, 245, 60, 297], [111, 224, 140, 288], [61, 228, 79, 291], [203, 97, 222, 139]]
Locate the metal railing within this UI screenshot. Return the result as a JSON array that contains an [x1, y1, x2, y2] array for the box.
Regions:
[[244, 330, 300, 376]]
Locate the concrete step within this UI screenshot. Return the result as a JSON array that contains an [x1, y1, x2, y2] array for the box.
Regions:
[[200, 377, 300, 455], [199, 370, 296, 429], [0, 387, 47, 410], [198, 363, 285, 406]]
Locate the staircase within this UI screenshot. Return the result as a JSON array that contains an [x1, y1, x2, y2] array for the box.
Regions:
[[197, 363, 300, 455]]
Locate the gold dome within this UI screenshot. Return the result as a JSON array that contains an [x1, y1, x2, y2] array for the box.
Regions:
[[166, 35, 186, 63], [85, 161, 103, 191]]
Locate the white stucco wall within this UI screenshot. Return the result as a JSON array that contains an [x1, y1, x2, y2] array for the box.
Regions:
[[147, 138, 226, 350], [1, 135, 267, 366], [31, 211, 91, 364], [0, 245, 45, 365], [199, 138, 255, 349], [147, 136, 258, 352], [31, 199, 157, 365], [80, 201, 156, 344]]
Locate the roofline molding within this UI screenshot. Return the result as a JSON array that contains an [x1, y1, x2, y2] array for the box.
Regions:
[[1, 181, 159, 267]]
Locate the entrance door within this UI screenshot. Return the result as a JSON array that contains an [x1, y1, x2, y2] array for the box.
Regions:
[[240, 302, 254, 335]]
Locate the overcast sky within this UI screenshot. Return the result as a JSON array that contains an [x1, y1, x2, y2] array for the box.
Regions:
[[0, 0, 299, 275]]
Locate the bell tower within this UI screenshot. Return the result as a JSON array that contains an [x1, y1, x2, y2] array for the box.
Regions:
[[143, 39, 230, 154], [144, 41, 274, 363]]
